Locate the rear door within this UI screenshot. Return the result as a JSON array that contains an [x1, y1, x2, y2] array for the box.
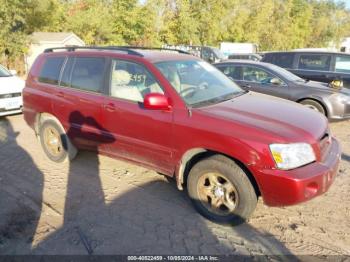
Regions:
[[101, 58, 174, 173], [53, 55, 112, 151]]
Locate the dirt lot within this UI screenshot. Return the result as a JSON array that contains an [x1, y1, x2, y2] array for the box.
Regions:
[[0, 114, 349, 257]]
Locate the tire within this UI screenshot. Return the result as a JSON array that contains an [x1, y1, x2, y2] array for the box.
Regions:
[[39, 119, 77, 163], [187, 155, 257, 225], [300, 99, 325, 115]]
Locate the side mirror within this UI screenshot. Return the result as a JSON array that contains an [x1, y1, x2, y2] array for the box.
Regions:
[[270, 77, 282, 85], [144, 93, 171, 111], [9, 69, 17, 75]]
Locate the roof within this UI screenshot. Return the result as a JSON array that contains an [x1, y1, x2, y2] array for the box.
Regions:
[[43, 47, 199, 63], [31, 32, 84, 45], [263, 50, 350, 55], [135, 50, 199, 63], [214, 59, 281, 69]]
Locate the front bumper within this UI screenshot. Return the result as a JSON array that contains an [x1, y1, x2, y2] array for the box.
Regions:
[[328, 95, 350, 120], [252, 138, 341, 206]]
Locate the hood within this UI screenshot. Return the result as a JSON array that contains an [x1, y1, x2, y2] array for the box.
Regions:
[[0, 75, 25, 95], [197, 92, 328, 143], [297, 80, 350, 96]]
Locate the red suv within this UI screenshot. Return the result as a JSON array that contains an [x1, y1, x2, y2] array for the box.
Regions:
[[23, 46, 341, 224]]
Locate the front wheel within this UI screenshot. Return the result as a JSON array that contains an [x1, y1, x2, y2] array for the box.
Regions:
[[187, 155, 257, 225]]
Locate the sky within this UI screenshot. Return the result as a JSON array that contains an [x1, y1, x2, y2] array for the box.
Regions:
[[338, 0, 350, 8]]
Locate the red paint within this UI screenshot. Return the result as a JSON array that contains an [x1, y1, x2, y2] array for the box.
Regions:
[[23, 50, 341, 207]]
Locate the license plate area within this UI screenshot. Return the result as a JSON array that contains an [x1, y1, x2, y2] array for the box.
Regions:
[[5, 100, 20, 110], [0, 97, 21, 111]]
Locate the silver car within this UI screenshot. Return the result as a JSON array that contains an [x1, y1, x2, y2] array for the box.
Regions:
[[215, 60, 350, 120]]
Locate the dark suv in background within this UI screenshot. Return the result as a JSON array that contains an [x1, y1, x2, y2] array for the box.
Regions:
[[262, 51, 350, 88]]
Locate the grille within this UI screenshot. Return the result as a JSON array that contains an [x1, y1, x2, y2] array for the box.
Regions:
[[0, 93, 21, 99]]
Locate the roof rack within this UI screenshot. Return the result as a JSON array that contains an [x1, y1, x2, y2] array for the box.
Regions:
[[115, 46, 191, 55], [43, 45, 192, 56], [44, 46, 144, 56]]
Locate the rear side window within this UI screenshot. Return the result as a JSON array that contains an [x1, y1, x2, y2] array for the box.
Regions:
[[264, 53, 294, 68], [38, 57, 65, 85], [70, 57, 106, 93], [298, 54, 331, 71]]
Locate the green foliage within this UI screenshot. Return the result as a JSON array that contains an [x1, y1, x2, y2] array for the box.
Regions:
[[1, 0, 350, 71]]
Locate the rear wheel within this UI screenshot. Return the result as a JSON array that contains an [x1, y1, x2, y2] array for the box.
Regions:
[[39, 119, 77, 163], [300, 99, 325, 115], [187, 155, 257, 225]]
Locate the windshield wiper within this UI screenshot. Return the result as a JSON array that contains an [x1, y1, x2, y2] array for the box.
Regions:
[[191, 90, 247, 108]]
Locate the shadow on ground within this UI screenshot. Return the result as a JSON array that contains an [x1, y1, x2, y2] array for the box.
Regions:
[[0, 114, 295, 257], [0, 117, 43, 254]]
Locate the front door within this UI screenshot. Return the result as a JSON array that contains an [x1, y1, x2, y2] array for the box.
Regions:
[[102, 59, 174, 173], [237, 66, 290, 100]]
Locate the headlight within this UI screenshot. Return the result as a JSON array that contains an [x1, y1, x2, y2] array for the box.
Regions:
[[269, 143, 316, 170]]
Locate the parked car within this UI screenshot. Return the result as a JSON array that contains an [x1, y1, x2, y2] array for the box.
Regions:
[[163, 44, 226, 63], [214, 60, 350, 120], [0, 64, 25, 117], [23, 46, 341, 224], [261, 51, 350, 88], [228, 53, 262, 61]]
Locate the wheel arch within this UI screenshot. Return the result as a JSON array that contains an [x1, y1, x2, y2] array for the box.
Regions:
[[296, 97, 328, 117], [35, 112, 77, 161], [34, 112, 64, 138], [175, 148, 261, 197]]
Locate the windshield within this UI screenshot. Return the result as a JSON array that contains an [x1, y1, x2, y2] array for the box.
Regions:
[[0, 65, 11, 77], [155, 60, 244, 107], [269, 64, 304, 82]]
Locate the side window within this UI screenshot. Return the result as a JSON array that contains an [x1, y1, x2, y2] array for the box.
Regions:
[[266, 53, 294, 68], [110, 60, 164, 102], [335, 56, 350, 73], [217, 65, 242, 80], [242, 66, 281, 85], [70, 57, 106, 93], [298, 54, 331, 71], [38, 57, 65, 85]]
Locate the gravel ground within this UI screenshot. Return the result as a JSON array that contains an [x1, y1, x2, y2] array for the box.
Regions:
[[0, 114, 349, 258]]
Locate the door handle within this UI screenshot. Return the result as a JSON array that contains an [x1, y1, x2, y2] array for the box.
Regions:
[[241, 84, 251, 88], [104, 103, 116, 112]]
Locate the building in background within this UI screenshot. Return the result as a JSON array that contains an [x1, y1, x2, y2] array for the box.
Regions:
[[25, 32, 85, 72]]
